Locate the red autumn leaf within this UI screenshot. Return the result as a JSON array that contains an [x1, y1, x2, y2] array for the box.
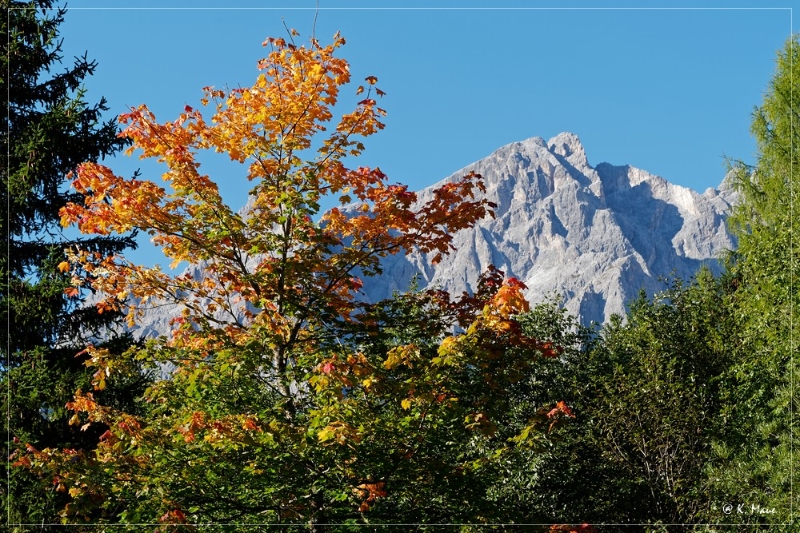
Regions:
[[547, 401, 572, 419], [539, 341, 563, 358], [505, 277, 527, 290], [159, 509, 187, 523], [63, 287, 80, 298]]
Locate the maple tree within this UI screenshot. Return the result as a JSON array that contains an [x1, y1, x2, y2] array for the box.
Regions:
[[17, 32, 577, 529]]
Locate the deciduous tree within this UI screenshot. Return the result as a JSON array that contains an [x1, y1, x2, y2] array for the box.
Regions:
[[515, 273, 731, 529], [20, 32, 573, 530]]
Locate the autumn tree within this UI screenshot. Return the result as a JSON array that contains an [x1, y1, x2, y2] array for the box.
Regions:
[[2, 1, 149, 529], [18, 32, 575, 530]]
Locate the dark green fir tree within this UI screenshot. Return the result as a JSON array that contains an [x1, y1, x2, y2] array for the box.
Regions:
[[2, 1, 151, 528]]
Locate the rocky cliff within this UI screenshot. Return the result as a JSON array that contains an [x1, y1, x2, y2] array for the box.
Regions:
[[358, 132, 736, 325]]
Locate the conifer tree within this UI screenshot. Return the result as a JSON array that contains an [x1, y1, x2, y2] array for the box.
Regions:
[[2, 1, 148, 527], [702, 35, 799, 529]]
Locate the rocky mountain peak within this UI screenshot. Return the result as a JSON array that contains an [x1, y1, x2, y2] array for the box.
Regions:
[[359, 133, 737, 326], [547, 131, 590, 169]]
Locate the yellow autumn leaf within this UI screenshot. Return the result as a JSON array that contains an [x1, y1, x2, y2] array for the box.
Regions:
[[437, 336, 459, 357], [318, 426, 335, 442], [401, 399, 411, 410]]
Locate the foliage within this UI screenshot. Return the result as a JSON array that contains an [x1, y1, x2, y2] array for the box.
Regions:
[[16, 16, 794, 533], [699, 34, 799, 529], [517, 272, 732, 530], [2, 1, 149, 530], [18, 31, 577, 531]]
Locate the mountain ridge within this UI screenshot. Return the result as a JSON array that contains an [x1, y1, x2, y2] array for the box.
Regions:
[[355, 132, 736, 325], [126, 132, 736, 338]]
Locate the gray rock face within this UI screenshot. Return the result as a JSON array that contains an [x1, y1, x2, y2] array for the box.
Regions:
[[126, 132, 737, 338], [360, 132, 736, 325]]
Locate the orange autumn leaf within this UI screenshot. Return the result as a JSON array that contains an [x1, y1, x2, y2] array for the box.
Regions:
[[355, 480, 387, 512], [491, 278, 530, 318], [539, 341, 564, 358], [63, 287, 80, 298], [159, 509, 187, 524], [12, 456, 31, 468], [547, 401, 575, 420]]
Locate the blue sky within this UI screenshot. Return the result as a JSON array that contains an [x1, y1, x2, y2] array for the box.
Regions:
[[55, 1, 792, 269]]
